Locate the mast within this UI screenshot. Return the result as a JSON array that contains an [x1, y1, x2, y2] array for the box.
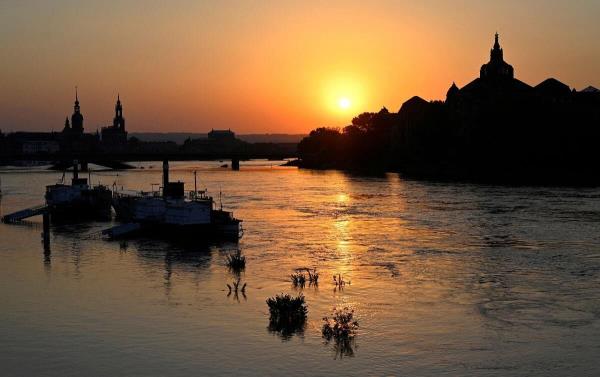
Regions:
[[194, 171, 197, 197], [73, 160, 79, 180], [162, 160, 169, 198]]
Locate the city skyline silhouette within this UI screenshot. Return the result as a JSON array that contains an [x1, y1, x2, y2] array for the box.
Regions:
[[2, 1, 599, 134]]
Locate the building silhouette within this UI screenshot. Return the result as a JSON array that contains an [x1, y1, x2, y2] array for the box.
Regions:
[[299, 33, 600, 183], [101, 95, 128, 146], [62, 88, 84, 137], [57, 89, 99, 153], [480, 32, 514, 80], [208, 129, 235, 142], [396, 33, 600, 182]]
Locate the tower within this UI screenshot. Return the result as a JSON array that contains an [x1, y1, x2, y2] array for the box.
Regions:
[[101, 93, 128, 146], [113, 94, 125, 130], [480, 33, 514, 80], [70, 87, 84, 134], [490, 32, 503, 63]]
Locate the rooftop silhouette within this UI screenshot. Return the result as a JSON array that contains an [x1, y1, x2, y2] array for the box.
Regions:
[[298, 33, 600, 185]]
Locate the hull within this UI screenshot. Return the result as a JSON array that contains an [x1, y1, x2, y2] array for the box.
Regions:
[[111, 195, 139, 222], [109, 221, 242, 241], [48, 201, 112, 222], [141, 222, 241, 240], [46, 187, 112, 222]]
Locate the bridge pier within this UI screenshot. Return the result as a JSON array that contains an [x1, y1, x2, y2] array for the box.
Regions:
[[232, 158, 240, 171]]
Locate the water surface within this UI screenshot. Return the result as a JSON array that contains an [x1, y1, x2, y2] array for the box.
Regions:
[[1, 161, 600, 376]]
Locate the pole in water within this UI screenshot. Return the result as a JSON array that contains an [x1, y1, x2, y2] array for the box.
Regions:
[[194, 171, 197, 197], [42, 211, 50, 252], [162, 160, 169, 197], [73, 160, 79, 180]]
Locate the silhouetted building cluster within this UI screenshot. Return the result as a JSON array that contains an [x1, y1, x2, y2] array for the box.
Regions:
[[299, 34, 600, 184], [59, 89, 102, 153], [0, 93, 296, 161], [181, 129, 241, 154], [208, 129, 235, 142], [1, 90, 129, 156]]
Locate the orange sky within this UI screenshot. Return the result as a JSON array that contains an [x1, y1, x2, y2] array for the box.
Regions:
[[1, 0, 599, 134]]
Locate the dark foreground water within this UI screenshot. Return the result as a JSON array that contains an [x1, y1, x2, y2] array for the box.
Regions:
[[1, 161, 600, 376]]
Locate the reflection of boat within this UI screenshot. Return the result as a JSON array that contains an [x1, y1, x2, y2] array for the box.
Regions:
[[45, 161, 112, 221], [108, 160, 242, 240]]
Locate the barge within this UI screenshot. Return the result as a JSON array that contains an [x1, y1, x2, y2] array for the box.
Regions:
[[2, 161, 112, 223], [45, 161, 112, 221], [108, 160, 242, 240]]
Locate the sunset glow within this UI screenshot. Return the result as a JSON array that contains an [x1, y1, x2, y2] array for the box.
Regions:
[[2, 2, 600, 375], [2, 1, 600, 134]]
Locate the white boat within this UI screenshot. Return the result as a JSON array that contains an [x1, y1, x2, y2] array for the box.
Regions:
[[111, 160, 242, 240]]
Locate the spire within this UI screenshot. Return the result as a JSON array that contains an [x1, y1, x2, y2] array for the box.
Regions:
[[115, 93, 122, 115], [490, 32, 503, 63], [481, 32, 513, 80], [113, 93, 125, 130], [73, 86, 80, 114], [70, 86, 83, 133]]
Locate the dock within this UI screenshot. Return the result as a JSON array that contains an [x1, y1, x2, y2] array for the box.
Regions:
[[2, 204, 48, 223]]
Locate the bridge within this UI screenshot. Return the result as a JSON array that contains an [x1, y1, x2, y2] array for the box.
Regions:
[[0, 151, 297, 170]]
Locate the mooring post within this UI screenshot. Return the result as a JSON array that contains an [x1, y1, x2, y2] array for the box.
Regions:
[[232, 158, 240, 171], [73, 160, 79, 180], [42, 210, 50, 251]]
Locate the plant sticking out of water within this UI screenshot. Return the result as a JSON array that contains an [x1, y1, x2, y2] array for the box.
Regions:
[[227, 277, 247, 301], [333, 274, 350, 290], [291, 268, 319, 288], [306, 268, 319, 284], [322, 307, 359, 358], [226, 250, 246, 273], [290, 272, 307, 287], [266, 294, 308, 339]]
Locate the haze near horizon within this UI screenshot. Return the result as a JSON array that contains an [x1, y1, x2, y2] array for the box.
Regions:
[[2, 0, 599, 134]]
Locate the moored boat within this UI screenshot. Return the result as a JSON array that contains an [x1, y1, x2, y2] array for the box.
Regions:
[[45, 161, 112, 221], [110, 160, 242, 240]]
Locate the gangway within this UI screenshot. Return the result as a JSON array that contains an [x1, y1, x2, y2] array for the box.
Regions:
[[2, 205, 48, 223]]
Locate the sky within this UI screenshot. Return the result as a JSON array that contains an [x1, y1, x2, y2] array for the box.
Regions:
[[1, 0, 599, 134]]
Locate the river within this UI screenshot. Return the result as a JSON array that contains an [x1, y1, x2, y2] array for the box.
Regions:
[[1, 161, 600, 376]]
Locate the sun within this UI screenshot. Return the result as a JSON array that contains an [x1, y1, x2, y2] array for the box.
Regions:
[[338, 97, 351, 109]]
